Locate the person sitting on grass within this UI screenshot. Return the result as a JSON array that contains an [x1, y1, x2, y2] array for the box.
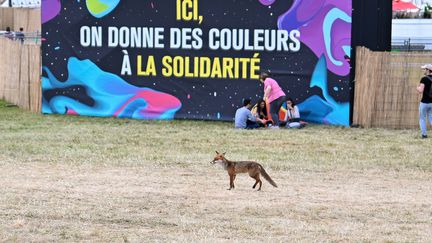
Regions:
[[251, 98, 272, 127], [280, 98, 306, 128], [234, 98, 264, 129]]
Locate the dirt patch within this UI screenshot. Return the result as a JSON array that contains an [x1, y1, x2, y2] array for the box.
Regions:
[[0, 163, 430, 242]]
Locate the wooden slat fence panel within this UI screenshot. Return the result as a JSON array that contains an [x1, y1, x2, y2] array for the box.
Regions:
[[354, 47, 431, 129]]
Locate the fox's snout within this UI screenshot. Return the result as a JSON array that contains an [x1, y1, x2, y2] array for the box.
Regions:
[[211, 159, 222, 164]]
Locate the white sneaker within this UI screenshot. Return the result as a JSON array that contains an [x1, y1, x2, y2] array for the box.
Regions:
[[270, 126, 279, 129]]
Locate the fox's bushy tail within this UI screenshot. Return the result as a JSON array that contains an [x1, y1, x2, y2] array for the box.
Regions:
[[259, 165, 277, 188]]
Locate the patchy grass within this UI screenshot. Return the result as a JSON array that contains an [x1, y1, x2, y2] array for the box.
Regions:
[[0, 100, 431, 242]]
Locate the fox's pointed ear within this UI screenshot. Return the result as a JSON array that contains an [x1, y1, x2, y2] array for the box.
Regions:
[[215, 151, 219, 154]]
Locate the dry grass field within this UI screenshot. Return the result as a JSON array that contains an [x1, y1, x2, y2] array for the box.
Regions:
[[0, 100, 431, 242]]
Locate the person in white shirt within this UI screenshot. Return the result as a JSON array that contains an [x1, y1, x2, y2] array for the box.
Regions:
[[282, 98, 303, 128]]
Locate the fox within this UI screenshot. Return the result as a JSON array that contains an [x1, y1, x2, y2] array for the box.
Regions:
[[210, 151, 278, 191]]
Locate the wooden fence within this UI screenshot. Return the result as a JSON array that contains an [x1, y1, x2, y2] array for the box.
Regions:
[[0, 38, 41, 112], [0, 8, 40, 32], [353, 47, 431, 129]]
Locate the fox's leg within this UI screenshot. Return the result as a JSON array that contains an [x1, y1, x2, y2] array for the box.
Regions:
[[228, 174, 234, 190], [232, 174, 236, 188], [256, 176, 262, 191], [250, 173, 257, 188], [252, 180, 258, 189], [251, 174, 261, 190]]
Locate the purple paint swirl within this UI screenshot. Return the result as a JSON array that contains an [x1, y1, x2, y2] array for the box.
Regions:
[[42, 0, 61, 24], [277, 0, 352, 76]]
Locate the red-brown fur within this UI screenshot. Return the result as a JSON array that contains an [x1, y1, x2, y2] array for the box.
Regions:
[[211, 151, 278, 191]]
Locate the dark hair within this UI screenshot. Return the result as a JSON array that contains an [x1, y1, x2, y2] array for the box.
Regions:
[[6, 27, 11, 32], [286, 98, 296, 106], [243, 98, 252, 107], [256, 98, 267, 118], [260, 70, 271, 81], [19, 27, 23, 31]]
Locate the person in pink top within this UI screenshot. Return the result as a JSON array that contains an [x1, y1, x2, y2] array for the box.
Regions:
[[259, 70, 286, 127]]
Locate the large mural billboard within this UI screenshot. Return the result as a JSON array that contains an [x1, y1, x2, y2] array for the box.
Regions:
[[42, 0, 352, 125]]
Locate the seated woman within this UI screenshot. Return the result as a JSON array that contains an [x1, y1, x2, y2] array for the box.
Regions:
[[281, 98, 304, 128], [252, 99, 272, 127]]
